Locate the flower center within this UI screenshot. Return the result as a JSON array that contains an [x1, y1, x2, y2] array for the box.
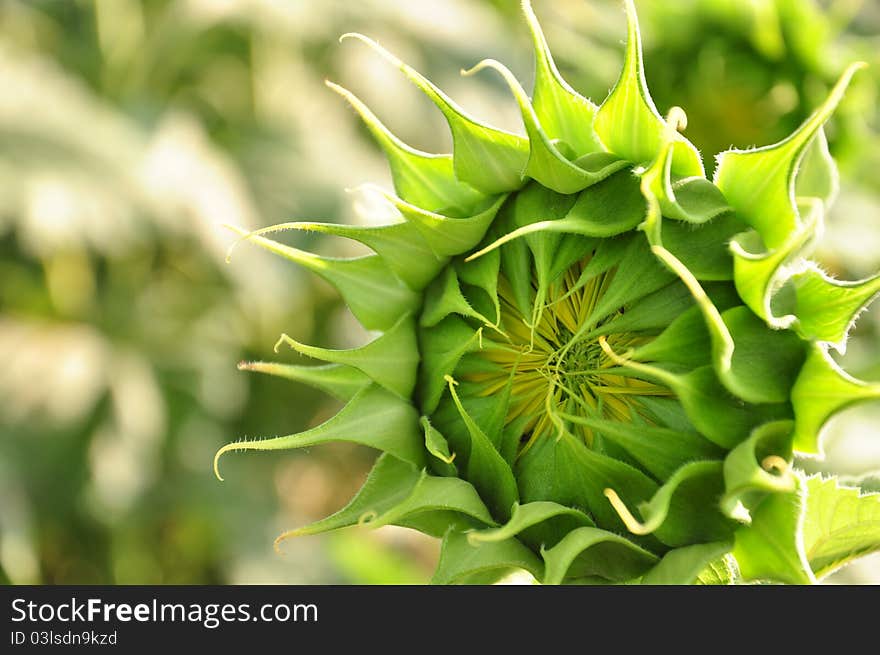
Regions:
[[466, 254, 673, 457]]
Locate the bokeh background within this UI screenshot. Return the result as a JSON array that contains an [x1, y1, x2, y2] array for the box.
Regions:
[[0, 0, 878, 585]]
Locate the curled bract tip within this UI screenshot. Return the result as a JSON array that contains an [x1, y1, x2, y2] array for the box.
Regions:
[[213, 443, 235, 482], [338, 32, 362, 44], [273, 333, 291, 354], [597, 335, 629, 366], [222, 223, 250, 263], [603, 488, 652, 535], [460, 59, 498, 78], [273, 531, 295, 554]]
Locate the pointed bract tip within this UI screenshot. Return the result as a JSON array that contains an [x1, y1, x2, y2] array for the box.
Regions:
[[273, 333, 291, 354], [213, 444, 232, 482], [222, 223, 249, 262], [273, 534, 290, 554], [340, 32, 380, 54], [460, 59, 497, 78], [338, 32, 370, 45], [340, 32, 406, 70], [324, 79, 352, 99]]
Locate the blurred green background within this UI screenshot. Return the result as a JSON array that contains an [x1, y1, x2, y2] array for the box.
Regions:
[[0, 0, 877, 585]]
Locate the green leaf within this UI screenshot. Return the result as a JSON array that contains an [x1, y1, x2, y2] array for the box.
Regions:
[[373, 185, 507, 258], [275, 314, 418, 399], [491, 200, 534, 319], [584, 234, 675, 329], [421, 416, 457, 472], [432, 529, 543, 585], [237, 361, 370, 402], [511, 182, 577, 293], [468, 501, 594, 544], [721, 421, 798, 521], [326, 81, 486, 213], [559, 413, 723, 481], [638, 109, 728, 226], [641, 141, 749, 408], [641, 541, 733, 585], [455, 247, 502, 325], [445, 376, 519, 521], [464, 58, 629, 194], [521, 432, 659, 536], [597, 278, 697, 336], [417, 315, 483, 415], [523, 0, 602, 157], [660, 177, 732, 225], [727, 209, 808, 325], [669, 368, 791, 449], [660, 213, 746, 281], [635, 398, 693, 434], [718, 65, 879, 351], [786, 264, 880, 350], [598, 354, 790, 450], [484, 169, 645, 241], [227, 226, 418, 332], [421, 263, 496, 329], [636, 122, 744, 282], [604, 461, 735, 547], [540, 526, 658, 584], [729, 198, 880, 351], [255, 219, 443, 291], [364, 471, 497, 536], [696, 556, 737, 585], [791, 345, 880, 456], [567, 233, 633, 297], [593, 0, 703, 177], [548, 233, 599, 282], [802, 475, 880, 579], [631, 305, 713, 367], [714, 63, 864, 249], [214, 384, 425, 480], [732, 473, 814, 584], [341, 33, 528, 194], [275, 454, 420, 539], [720, 306, 807, 404]]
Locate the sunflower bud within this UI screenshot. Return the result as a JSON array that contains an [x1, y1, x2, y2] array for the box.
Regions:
[[216, 0, 880, 585]]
